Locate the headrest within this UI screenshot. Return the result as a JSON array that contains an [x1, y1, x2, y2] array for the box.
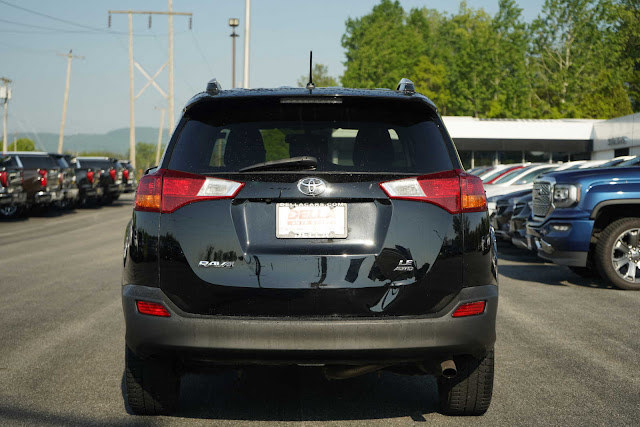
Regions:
[[353, 128, 394, 169], [224, 127, 266, 170], [286, 134, 328, 161]]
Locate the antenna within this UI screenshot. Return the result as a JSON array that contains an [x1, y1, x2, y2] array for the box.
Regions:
[[306, 50, 315, 92]]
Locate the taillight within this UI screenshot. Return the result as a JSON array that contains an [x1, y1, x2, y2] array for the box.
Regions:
[[58, 172, 64, 185], [0, 171, 7, 187], [38, 169, 48, 187], [109, 169, 116, 181], [87, 170, 94, 184], [136, 300, 171, 317], [134, 169, 244, 213], [379, 169, 486, 214], [123, 169, 129, 181], [452, 301, 486, 317]]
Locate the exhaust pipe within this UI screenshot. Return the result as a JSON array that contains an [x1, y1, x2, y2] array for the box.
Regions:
[[323, 365, 386, 380], [440, 359, 457, 379]]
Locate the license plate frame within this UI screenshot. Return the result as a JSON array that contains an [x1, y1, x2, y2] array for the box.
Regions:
[[276, 202, 348, 239]]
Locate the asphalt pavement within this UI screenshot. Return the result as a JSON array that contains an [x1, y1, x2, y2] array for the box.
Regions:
[[1, 194, 638, 426]]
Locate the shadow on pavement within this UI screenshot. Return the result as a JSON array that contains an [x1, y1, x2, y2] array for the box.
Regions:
[[121, 366, 439, 422], [497, 243, 615, 290]]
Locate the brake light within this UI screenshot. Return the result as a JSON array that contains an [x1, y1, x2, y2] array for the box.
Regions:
[[109, 169, 116, 181], [134, 169, 244, 213], [136, 300, 171, 317], [0, 171, 7, 187], [58, 172, 64, 185], [452, 301, 486, 317], [123, 169, 129, 181], [379, 169, 486, 214], [38, 169, 47, 187], [87, 170, 94, 184]]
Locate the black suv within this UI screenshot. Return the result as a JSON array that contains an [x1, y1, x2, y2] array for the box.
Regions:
[[122, 79, 498, 416]]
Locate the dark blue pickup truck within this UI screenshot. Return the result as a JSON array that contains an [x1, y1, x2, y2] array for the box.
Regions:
[[527, 167, 640, 290]]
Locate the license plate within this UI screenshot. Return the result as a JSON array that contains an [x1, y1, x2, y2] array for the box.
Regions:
[[276, 203, 347, 239]]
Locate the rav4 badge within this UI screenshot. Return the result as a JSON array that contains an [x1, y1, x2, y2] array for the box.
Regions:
[[198, 261, 234, 268]]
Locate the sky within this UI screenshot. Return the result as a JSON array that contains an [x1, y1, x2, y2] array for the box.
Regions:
[[0, 0, 545, 138]]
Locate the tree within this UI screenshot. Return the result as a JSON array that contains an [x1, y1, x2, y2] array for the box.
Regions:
[[131, 142, 157, 174], [341, 0, 425, 89], [297, 64, 339, 87], [618, 0, 640, 111], [530, 0, 632, 118], [6, 138, 35, 151]]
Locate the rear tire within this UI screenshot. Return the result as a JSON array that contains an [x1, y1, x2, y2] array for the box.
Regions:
[[125, 347, 181, 415], [437, 348, 494, 416], [595, 218, 640, 290]]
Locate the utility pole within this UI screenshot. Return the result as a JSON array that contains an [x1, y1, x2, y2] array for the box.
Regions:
[[229, 18, 239, 88], [243, 0, 251, 88], [168, 0, 175, 134], [154, 107, 166, 165], [57, 50, 84, 154], [108, 5, 191, 167], [1, 77, 11, 153]]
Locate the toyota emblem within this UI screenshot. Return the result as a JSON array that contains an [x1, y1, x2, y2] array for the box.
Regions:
[[297, 177, 326, 196]]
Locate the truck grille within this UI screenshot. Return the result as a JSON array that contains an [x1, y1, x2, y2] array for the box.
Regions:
[[532, 181, 552, 218]]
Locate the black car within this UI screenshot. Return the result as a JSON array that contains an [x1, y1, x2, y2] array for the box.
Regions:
[[0, 153, 27, 218], [122, 79, 498, 416], [118, 159, 137, 193], [64, 155, 101, 206], [75, 157, 124, 204]]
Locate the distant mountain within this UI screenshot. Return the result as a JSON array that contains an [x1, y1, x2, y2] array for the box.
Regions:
[[12, 127, 164, 156]]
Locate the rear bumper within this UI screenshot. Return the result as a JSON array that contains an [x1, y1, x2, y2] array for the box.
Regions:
[[0, 192, 26, 206], [123, 284, 498, 364]]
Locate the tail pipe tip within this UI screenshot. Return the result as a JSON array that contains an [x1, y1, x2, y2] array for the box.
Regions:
[[440, 359, 457, 379]]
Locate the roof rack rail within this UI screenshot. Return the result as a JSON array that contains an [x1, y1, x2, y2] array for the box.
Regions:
[[396, 78, 415, 95], [206, 78, 222, 95]]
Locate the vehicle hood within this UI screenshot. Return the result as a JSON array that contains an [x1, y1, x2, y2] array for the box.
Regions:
[[544, 167, 640, 185]]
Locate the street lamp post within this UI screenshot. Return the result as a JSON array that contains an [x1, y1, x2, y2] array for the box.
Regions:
[[229, 18, 239, 88]]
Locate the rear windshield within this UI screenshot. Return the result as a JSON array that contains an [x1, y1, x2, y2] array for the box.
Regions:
[[167, 97, 455, 174], [493, 166, 534, 184], [0, 155, 20, 168], [77, 159, 113, 170], [18, 155, 58, 169]]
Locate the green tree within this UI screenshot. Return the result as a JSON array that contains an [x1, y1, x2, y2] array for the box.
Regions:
[[6, 138, 35, 151], [618, 0, 640, 111], [131, 142, 157, 174], [488, 0, 533, 117], [530, 0, 632, 118], [297, 64, 339, 87], [341, 0, 425, 89]]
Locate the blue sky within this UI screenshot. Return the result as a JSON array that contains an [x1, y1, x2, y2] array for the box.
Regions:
[[0, 0, 545, 136]]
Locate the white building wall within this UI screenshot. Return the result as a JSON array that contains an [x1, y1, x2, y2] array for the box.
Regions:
[[592, 113, 639, 159]]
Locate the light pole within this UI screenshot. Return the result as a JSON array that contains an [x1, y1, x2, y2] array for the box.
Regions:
[[229, 18, 239, 88]]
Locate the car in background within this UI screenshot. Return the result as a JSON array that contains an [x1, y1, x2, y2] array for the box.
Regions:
[[3, 152, 63, 212], [509, 193, 534, 250], [489, 190, 530, 239], [118, 160, 137, 193], [484, 164, 559, 199], [0, 153, 27, 218], [64, 155, 102, 206], [595, 155, 635, 168], [527, 166, 640, 289], [481, 164, 526, 184], [467, 166, 493, 176], [76, 157, 124, 204], [49, 153, 79, 209], [614, 156, 640, 168]]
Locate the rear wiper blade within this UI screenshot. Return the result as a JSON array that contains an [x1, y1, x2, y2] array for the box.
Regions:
[[239, 156, 317, 172]]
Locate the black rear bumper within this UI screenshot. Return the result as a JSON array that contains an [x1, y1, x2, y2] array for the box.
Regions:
[[123, 284, 497, 364]]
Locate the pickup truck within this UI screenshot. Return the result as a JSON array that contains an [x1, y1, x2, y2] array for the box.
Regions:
[[0, 154, 27, 217], [527, 167, 640, 290], [76, 157, 124, 204], [3, 152, 63, 212]]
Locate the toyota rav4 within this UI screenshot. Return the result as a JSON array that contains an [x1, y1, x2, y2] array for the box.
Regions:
[[122, 78, 498, 416]]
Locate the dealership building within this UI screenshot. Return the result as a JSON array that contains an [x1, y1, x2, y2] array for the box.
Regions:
[[443, 112, 640, 168]]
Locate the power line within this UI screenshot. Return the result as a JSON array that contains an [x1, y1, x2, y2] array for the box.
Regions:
[[0, 17, 96, 33], [0, 0, 112, 33]]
